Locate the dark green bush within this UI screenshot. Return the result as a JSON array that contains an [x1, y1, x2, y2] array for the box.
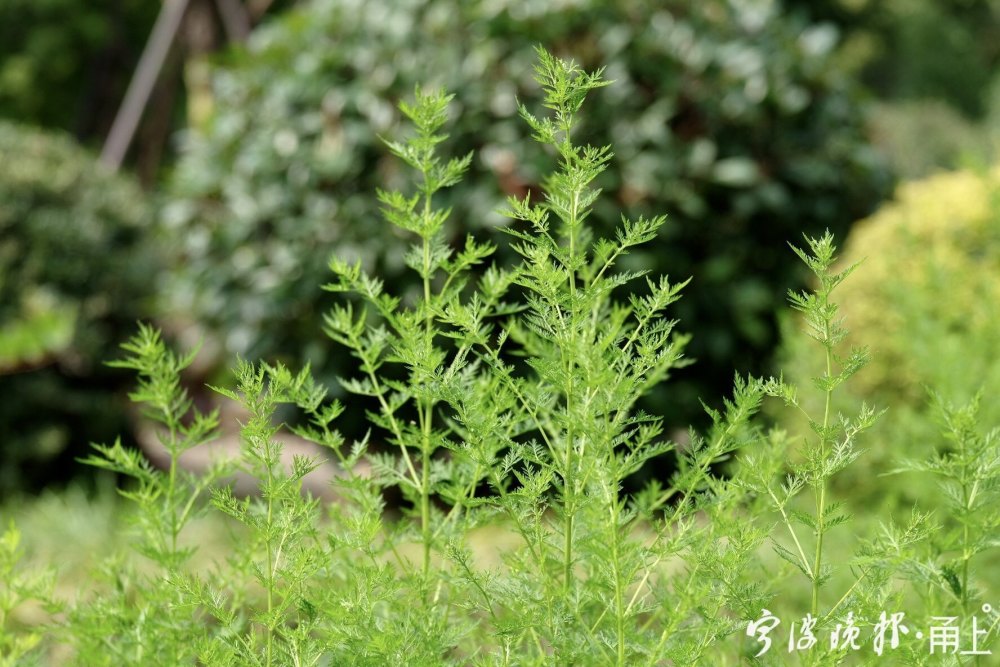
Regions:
[[0, 121, 159, 493], [163, 0, 891, 433], [789, 0, 1000, 118], [0, 0, 158, 138]]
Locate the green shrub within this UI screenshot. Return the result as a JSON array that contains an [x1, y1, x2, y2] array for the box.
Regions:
[[773, 167, 1000, 644], [0, 121, 159, 493], [163, 0, 891, 432]]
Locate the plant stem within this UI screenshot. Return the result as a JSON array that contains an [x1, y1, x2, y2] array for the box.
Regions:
[[563, 481, 574, 594], [812, 315, 833, 617], [265, 442, 275, 667], [421, 221, 433, 577], [421, 417, 431, 577], [958, 429, 981, 667], [611, 503, 626, 666], [563, 188, 581, 596], [167, 424, 180, 559]]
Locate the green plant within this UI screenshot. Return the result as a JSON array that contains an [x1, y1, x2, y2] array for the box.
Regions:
[[732, 233, 942, 665], [0, 46, 765, 666], [747, 233, 880, 610], [887, 394, 1000, 663], [0, 523, 54, 667], [5, 48, 996, 667], [752, 165, 1000, 663]]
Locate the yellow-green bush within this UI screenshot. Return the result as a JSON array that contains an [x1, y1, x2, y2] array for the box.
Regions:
[[776, 166, 1000, 507], [837, 167, 1000, 396]]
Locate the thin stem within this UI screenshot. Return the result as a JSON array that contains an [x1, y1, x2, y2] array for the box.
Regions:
[[611, 501, 626, 666], [768, 485, 815, 581], [563, 501, 574, 594], [811, 313, 834, 616], [264, 442, 275, 667], [166, 422, 180, 559], [354, 340, 420, 488], [822, 566, 873, 623], [959, 437, 978, 667], [420, 209, 434, 577], [958, 427, 979, 618], [421, 418, 432, 576], [562, 187, 581, 596]]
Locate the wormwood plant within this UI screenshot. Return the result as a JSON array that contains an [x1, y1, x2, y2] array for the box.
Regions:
[[29, 47, 765, 666], [887, 394, 1000, 662], [320, 47, 769, 664], [66, 326, 233, 664], [736, 234, 935, 664], [5, 47, 997, 666], [433, 48, 773, 664], [0, 523, 53, 666]]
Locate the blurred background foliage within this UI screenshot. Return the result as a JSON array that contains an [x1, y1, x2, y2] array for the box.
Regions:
[[161, 0, 891, 449], [776, 165, 1000, 512], [788, 0, 1000, 116], [0, 121, 160, 493], [0, 0, 158, 139], [0, 0, 999, 496], [788, 0, 1000, 176]]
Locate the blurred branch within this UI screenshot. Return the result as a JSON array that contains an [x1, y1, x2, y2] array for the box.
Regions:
[[100, 0, 191, 171], [247, 0, 277, 22], [215, 0, 251, 42]]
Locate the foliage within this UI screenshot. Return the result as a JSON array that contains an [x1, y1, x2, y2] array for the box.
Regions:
[[888, 395, 1000, 640], [736, 233, 916, 664], [748, 234, 881, 612], [0, 121, 159, 494], [776, 166, 1000, 510], [788, 1, 1000, 184], [0, 0, 158, 138], [163, 0, 891, 435], [772, 167, 1000, 662], [5, 49, 996, 666], [788, 0, 1000, 118], [867, 98, 1000, 180], [13, 51, 763, 665], [0, 294, 76, 374], [0, 523, 55, 666]]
